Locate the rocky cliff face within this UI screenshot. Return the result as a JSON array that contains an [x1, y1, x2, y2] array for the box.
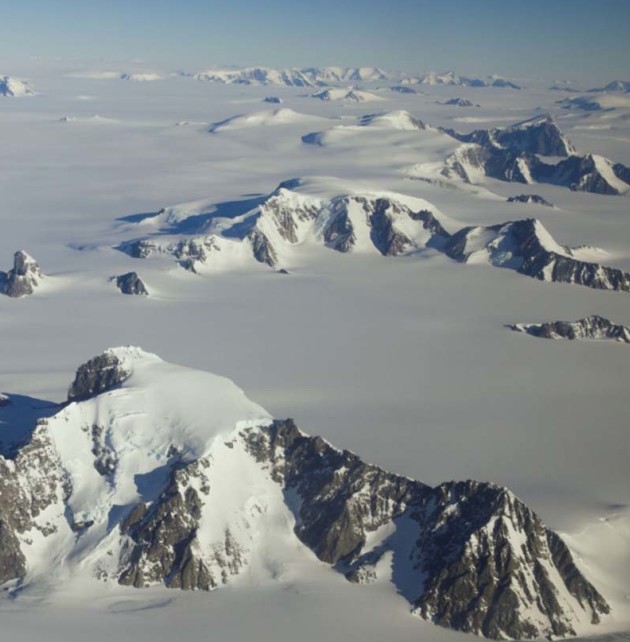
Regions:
[[241, 419, 609, 640], [444, 219, 630, 292], [1, 251, 42, 298], [509, 315, 630, 343], [441, 118, 630, 195], [442, 115, 575, 157], [0, 350, 612, 639], [67, 349, 132, 401]]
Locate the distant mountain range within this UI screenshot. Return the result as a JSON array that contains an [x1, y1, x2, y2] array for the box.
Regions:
[[186, 66, 521, 88]]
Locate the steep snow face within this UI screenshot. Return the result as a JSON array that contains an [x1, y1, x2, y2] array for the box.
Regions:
[[115, 180, 451, 271], [587, 155, 630, 194], [0, 76, 34, 96]]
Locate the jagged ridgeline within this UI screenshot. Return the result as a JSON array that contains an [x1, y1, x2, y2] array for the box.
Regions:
[[114, 178, 630, 292], [0, 348, 610, 640], [440, 115, 630, 195]]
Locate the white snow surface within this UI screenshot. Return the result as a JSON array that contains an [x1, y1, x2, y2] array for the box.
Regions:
[[209, 108, 329, 132], [0, 61, 628, 641], [0, 75, 34, 96]]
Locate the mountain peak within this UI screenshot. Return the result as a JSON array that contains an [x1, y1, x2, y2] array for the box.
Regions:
[[67, 346, 159, 402]]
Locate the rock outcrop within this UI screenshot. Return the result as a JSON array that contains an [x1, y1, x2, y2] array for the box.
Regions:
[[114, 271, 149, 295], [507, 194, 553, 207], [508, 315, 630, 343], [444, 218, 630, 292], [67, 349, 133, 401], [1, 251, 43, 298]]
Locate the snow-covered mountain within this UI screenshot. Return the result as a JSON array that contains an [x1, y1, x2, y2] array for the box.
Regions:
[[441, 97, 478, 107], [112, 180, 630, 293], [557, 93, 630, 112], [0, 347, 611, 640], [301, 110, 428, 145], [0, 75, 34, 96], [587, 80, 630, 93], [357, 110, 426, 129], [442, 115, 575, 157], [440, 117, 630, 195], [309, 88, 385, 102], [192, 67, 317, 87], [116, 179, 451, 272], [404, 71, 520, 89], [186, 66, 518, 89], [444, 218, 630, 292], [509, 315, 630, 343], [209, 108, 329, 132]]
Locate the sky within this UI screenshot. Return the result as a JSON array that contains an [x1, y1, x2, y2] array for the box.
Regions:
[[2, 0, 629, 82]]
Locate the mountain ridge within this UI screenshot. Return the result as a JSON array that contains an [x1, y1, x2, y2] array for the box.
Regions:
[[0, 348, 611, 640]]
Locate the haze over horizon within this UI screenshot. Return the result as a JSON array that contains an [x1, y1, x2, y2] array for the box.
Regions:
[[2, 0, 629, 84]]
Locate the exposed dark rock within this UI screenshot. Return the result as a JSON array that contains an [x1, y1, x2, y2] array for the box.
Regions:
[[491, 78, 521, 89], [0, 420, 69, 585], [117, 239, 159, 259], [442, 115, 575, 157], [0, 519, 26, 584], [322, 201, 356, 253], [390, 85, 418, 94], [240, 419, 609, 640], [587, 80, 630, 93], [67, 351, 131, 402], [442, 98, 478, 107], [508, 315, 630, 343], [539, 154, 630, 195], [262, 96, 283, 104], [442, 144, 630, 196], [1, 251, 42, 298], [444, 219, 630, 292], [248, 229, 278, 267], [114, 272, 149, 295], [118, 457, 244, 591], [507, 194, 554, 207], [613, 162, 630, 185]]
